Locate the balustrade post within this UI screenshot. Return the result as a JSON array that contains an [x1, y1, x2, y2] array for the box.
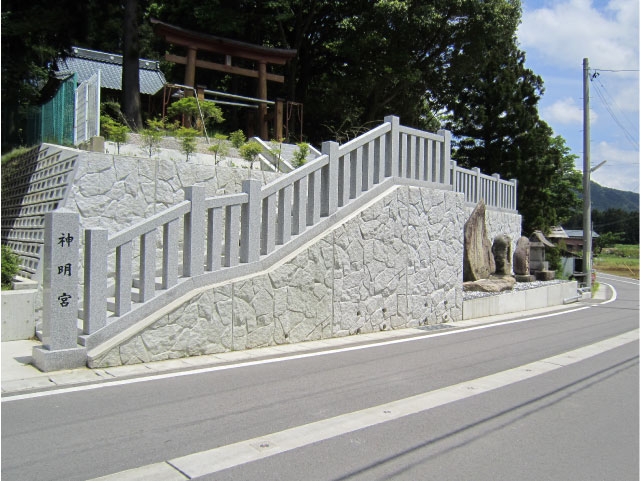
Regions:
[[511, 178, 518, 210], [184, 185, 205, 277], [32, 209, 86, 371], [321, 141, 339, 216], [492, 173, 501, 208], [240, 179, 262, 263], [384, 115, 400, 178], [83, 228, 107, 334], [473, 167, 481, 203], [450, 160, 458, 192], [437, 129, 451, 185]]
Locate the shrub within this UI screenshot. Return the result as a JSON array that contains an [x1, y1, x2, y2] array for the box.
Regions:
[[229, 129, 246, 149], [292, 142, 310, 168], [239, 141, 263, 170], [177, 127, 199, 161], [546, 245, 562, 273], [139, 118, 164, 158], [269, 138, 283, 170], [167, 97, 224, 132], [101, 101, 126, 125], [2, 245, 20, 288], [102, 119, 129, 154], [208, 133, 230, 165]]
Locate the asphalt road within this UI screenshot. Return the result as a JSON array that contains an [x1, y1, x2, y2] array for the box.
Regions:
[[2, 275, 638, 481]]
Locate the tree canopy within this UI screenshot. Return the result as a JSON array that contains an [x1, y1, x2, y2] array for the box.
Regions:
[[1, 0, 583, 233]]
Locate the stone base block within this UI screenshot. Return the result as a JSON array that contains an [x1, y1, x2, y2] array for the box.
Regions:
[[2, 288, 37, 341], [32, 345, 87, 372], [515, 274, 536, 282], [535, 270, 555, 281], [463, 276, 515, 292]]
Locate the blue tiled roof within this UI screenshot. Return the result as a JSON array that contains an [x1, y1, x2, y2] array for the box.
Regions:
[[57, 47, 166, 95], [564, 229, 600, 238]]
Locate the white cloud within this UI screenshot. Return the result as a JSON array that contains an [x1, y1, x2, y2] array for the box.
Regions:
[[519, 0, 639, 70], [542, 97, 598, 125], [589, 141, 640, 192]]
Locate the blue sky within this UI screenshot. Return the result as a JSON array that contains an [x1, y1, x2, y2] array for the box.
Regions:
[[517, 0, 639, 193]]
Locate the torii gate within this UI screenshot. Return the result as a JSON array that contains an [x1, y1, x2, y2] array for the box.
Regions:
[[151, 18, 296, 140]]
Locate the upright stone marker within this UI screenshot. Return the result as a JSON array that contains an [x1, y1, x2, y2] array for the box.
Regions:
[[513, 236, 535, 282], [463, 201, 495, 281], [33, 209, 86, 371], [491, 234, 512, 276]]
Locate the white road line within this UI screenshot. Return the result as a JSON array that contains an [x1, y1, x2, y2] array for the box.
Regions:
[[599, 283, 617, 305], [597, 274, 639, 286], [1, 304, 596, 403], [88, 328, 639, 481]]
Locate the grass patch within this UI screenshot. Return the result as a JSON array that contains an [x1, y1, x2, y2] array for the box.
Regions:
[[594, 244, 639, 279]]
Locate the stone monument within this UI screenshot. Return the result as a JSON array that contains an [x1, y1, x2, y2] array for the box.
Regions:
[[513, 236, 535, 282], [463, 203, 516, 292], [463, 201, 495, 281], [529, 230, 555, 281], [491, 234, 512, 276]]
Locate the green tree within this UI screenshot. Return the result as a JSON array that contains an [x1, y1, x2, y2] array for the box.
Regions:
[[567, 209, 640, 245], [544, 136, 582, 227], [269, 138, 283, 170], [239, 141, 263, 170], [102, 118, 129, 154], [208, 133, 230, 165], [593, 232, 625, 255], [139, 118, 164, 158], [167, 97, 224, 132], [442, 3, 581, 234], [292, 142, 310, 168], [177, 127, 198, 161], [229, 129, 246, 149], [1, 0, 89, 151]]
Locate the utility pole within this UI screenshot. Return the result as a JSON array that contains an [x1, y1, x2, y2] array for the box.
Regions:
[[583, 58, 592, 290]]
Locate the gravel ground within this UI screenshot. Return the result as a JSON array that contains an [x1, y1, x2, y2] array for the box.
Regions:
[[125, 132, 243, 156], [463, 279, 568, 300]]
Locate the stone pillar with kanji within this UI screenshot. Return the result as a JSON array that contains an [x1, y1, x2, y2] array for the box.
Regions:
[[32, 209, 87, 371]]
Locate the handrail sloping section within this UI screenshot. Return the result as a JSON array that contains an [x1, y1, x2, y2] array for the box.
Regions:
[[43, 116, 518, 355]]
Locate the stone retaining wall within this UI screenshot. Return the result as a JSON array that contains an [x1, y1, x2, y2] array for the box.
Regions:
[[90, 185, 466, 367], [70, 151, 281, 234]]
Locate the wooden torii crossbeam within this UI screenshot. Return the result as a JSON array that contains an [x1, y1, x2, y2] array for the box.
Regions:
[[151, 18, 296, 139]]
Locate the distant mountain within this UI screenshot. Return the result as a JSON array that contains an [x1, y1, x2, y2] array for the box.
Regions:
[[590, 181, 638, 212]]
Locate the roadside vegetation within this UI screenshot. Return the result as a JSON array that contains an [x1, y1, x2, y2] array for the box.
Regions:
[[2, 245, 20, 289], [594, 244, 639, 280]]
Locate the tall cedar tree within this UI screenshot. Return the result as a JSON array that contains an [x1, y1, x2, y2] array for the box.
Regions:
[[122, 0, 142, 130]]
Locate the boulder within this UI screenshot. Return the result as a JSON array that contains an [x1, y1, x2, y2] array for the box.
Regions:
[[492, 234, 512, 276], [463, 201, 495, 281], [463, 276, 516, 292]]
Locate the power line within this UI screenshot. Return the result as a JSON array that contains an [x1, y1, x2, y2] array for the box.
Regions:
[[593, 75, 638, 134], [592, 69, 640, 72], [593, 217, 638, 229], [590, 78, 639, 149]]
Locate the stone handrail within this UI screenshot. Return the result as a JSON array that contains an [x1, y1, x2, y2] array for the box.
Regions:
[[451, 162, 517, 211], [35, 115, 518, 370]]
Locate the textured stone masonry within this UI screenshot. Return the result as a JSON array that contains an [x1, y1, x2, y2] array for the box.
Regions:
[[91, 185, 477, 367]]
